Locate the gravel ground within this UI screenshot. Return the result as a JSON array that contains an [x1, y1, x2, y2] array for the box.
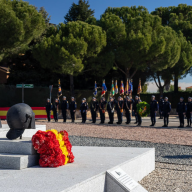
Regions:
[[139, 162, 192, 192]]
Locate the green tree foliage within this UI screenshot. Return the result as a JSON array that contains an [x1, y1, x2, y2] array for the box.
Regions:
[[0, 0, 46, 61], [142, 84, 148, 93], [33, 21, 106, 95], [64, 0, 94, 23], [152, 4, 192, 92]]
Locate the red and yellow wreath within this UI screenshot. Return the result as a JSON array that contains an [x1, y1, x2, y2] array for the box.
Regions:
[[32, 129, 74, 167]]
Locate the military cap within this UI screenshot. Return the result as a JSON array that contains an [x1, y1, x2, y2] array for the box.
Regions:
[[135, 96, 139, 98], [47, 98, 50, 100], [63, 96, 66, 98], [152, 95, 155, 98], [93, 97, 96, 99], [71, 97, 74, 99], [180, 97, 184, 100], [165, 97, 168, 99]]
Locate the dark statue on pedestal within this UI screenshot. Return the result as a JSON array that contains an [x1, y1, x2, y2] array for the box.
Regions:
[[6, 103, 35, 140], [0, 119, 2, 128]]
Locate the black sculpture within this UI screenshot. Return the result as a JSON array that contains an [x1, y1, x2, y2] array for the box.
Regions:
[[6, 103, 35, 140], [0, 119, 2, 128]]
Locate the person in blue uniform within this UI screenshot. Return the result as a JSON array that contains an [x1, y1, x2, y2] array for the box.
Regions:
[[80, 98, 88, 123], [115, 97, 124, 124], [159, 96, 164, 119], [150, 95, 159, 126], [133, 96, 139, 124], [69, 97, 77, 123], [162, 97, 171, 127], [99, 97, 107, 124], [137, 99, 142, 126], [124, 96, 131, 124], [107, 97, 115, 124], [176, 97, 186, 128], [90, 97, 98, 123], [52, 98, 60, 122], [61, 96, 68, 123], [186, 97, 192, 127], [46, 98, 52, 122]]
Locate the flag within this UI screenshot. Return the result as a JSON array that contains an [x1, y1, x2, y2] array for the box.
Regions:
[[101, 79, 107, 96], [93, 81, 97, 96], [125, 79, 129, 95], [137, 78, 142, 94], [110, 80, 115, 96], [57, 79, 62, 98], [115, 80, 118, 94], [128, 80, 133, 95], [120, 80, 124, 95]]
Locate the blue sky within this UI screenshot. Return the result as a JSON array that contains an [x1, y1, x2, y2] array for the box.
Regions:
[[27, 0, 192, 92]]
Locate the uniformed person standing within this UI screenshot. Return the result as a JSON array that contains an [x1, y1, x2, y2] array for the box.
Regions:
[[162, 97, 171, 127], [52, 98, 60, 122], [137, 99, 142, 126], [186, 97, 192, 127], [69, 97, 77, 123], [116, 97, 124, 124], [159, 96, 164, 119], [46, 98, 52, 122], [61, 96, 68, 123], [133, 96, 139, 124], [90, 97, 98, 123], [150, 95, 159, 126], [107, 97, 115, 124], [176, 97, 186, 128], [124, 96, 131, 124], [99, 97, 107, 124], [80, 98, 88, 123]]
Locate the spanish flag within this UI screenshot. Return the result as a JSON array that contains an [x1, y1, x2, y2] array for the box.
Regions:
[[57, 79, 62, 98], [120, 80, 124, 95]]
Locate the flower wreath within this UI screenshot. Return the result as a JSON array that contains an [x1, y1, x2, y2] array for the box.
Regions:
[[32, 129, 74, 167], [137, 101, 150, 117]]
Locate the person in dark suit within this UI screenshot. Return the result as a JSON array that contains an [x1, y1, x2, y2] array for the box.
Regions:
[[137, 99, 142, 126], [133, 96, 139, 124], [99, 97, 107, 124], [107, 97, 115, 124], [159, 96, 164, 119], [176, 97, 186, 128], [90, 97, 98, 123], [150, 95, 159, 126], [162, 97, 171, 127], [186, 97, 192, 127], [52, 98, 60, 122], [124, 96, 131, 124], [61, 96, 68, 123], [69, 97, 77, 123], [46, 98, 52, 122], [115, 97, 124, 124], [80, 98, 88, 123]]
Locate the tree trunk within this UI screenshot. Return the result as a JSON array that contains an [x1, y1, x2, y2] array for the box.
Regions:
[[70, 74, 74, 96], [159, 86, 164, 96], [174, 75, 178, 93]]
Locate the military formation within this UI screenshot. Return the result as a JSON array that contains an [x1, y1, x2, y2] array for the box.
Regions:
[[45, 95, 192, 128]]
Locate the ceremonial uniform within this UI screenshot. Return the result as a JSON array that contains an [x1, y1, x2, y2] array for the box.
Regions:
[[162, 101, 171, 127], [116, 100, 124, 124], [186, 101, 192, 127], [177, 101, 186, 127], [150, 100, 159, 126], [99, 100, 107, 124], [90, 100, 98, 123], [124, 100, 131, 124], [107, 100, 115, 124], [69, 101, 77, 122], [80, 101, 88, 123], [46, 102, 52, 122], [159, 98, 164, 119], [61, 100, 69, 122], [133, 99, 139, 123], [52, 101, 60, 122]]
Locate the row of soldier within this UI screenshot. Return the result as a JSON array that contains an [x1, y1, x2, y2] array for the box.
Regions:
[[45, 95, 192, 128]]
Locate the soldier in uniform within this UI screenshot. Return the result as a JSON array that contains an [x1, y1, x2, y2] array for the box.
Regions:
[[186, 97, 192, 127], [162, 97, 171, 127], [107, 97, 115, 124], [69, 97, 77, 123], [46, 98, 52, 122], [115, 96, 124, 124], [61, 96, 68, 123], [133, 96, 139, 124], [137, 99, 142, 126], [124, 96, 131, 124], [99, 97, 107, 124], [90, 97, 98, 123], [150, 95, 159, 126], [80, 98, 88, 123], [159, 96, 164, 119], [176, 97, 186, 128], [52, 98, 60, 122]]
